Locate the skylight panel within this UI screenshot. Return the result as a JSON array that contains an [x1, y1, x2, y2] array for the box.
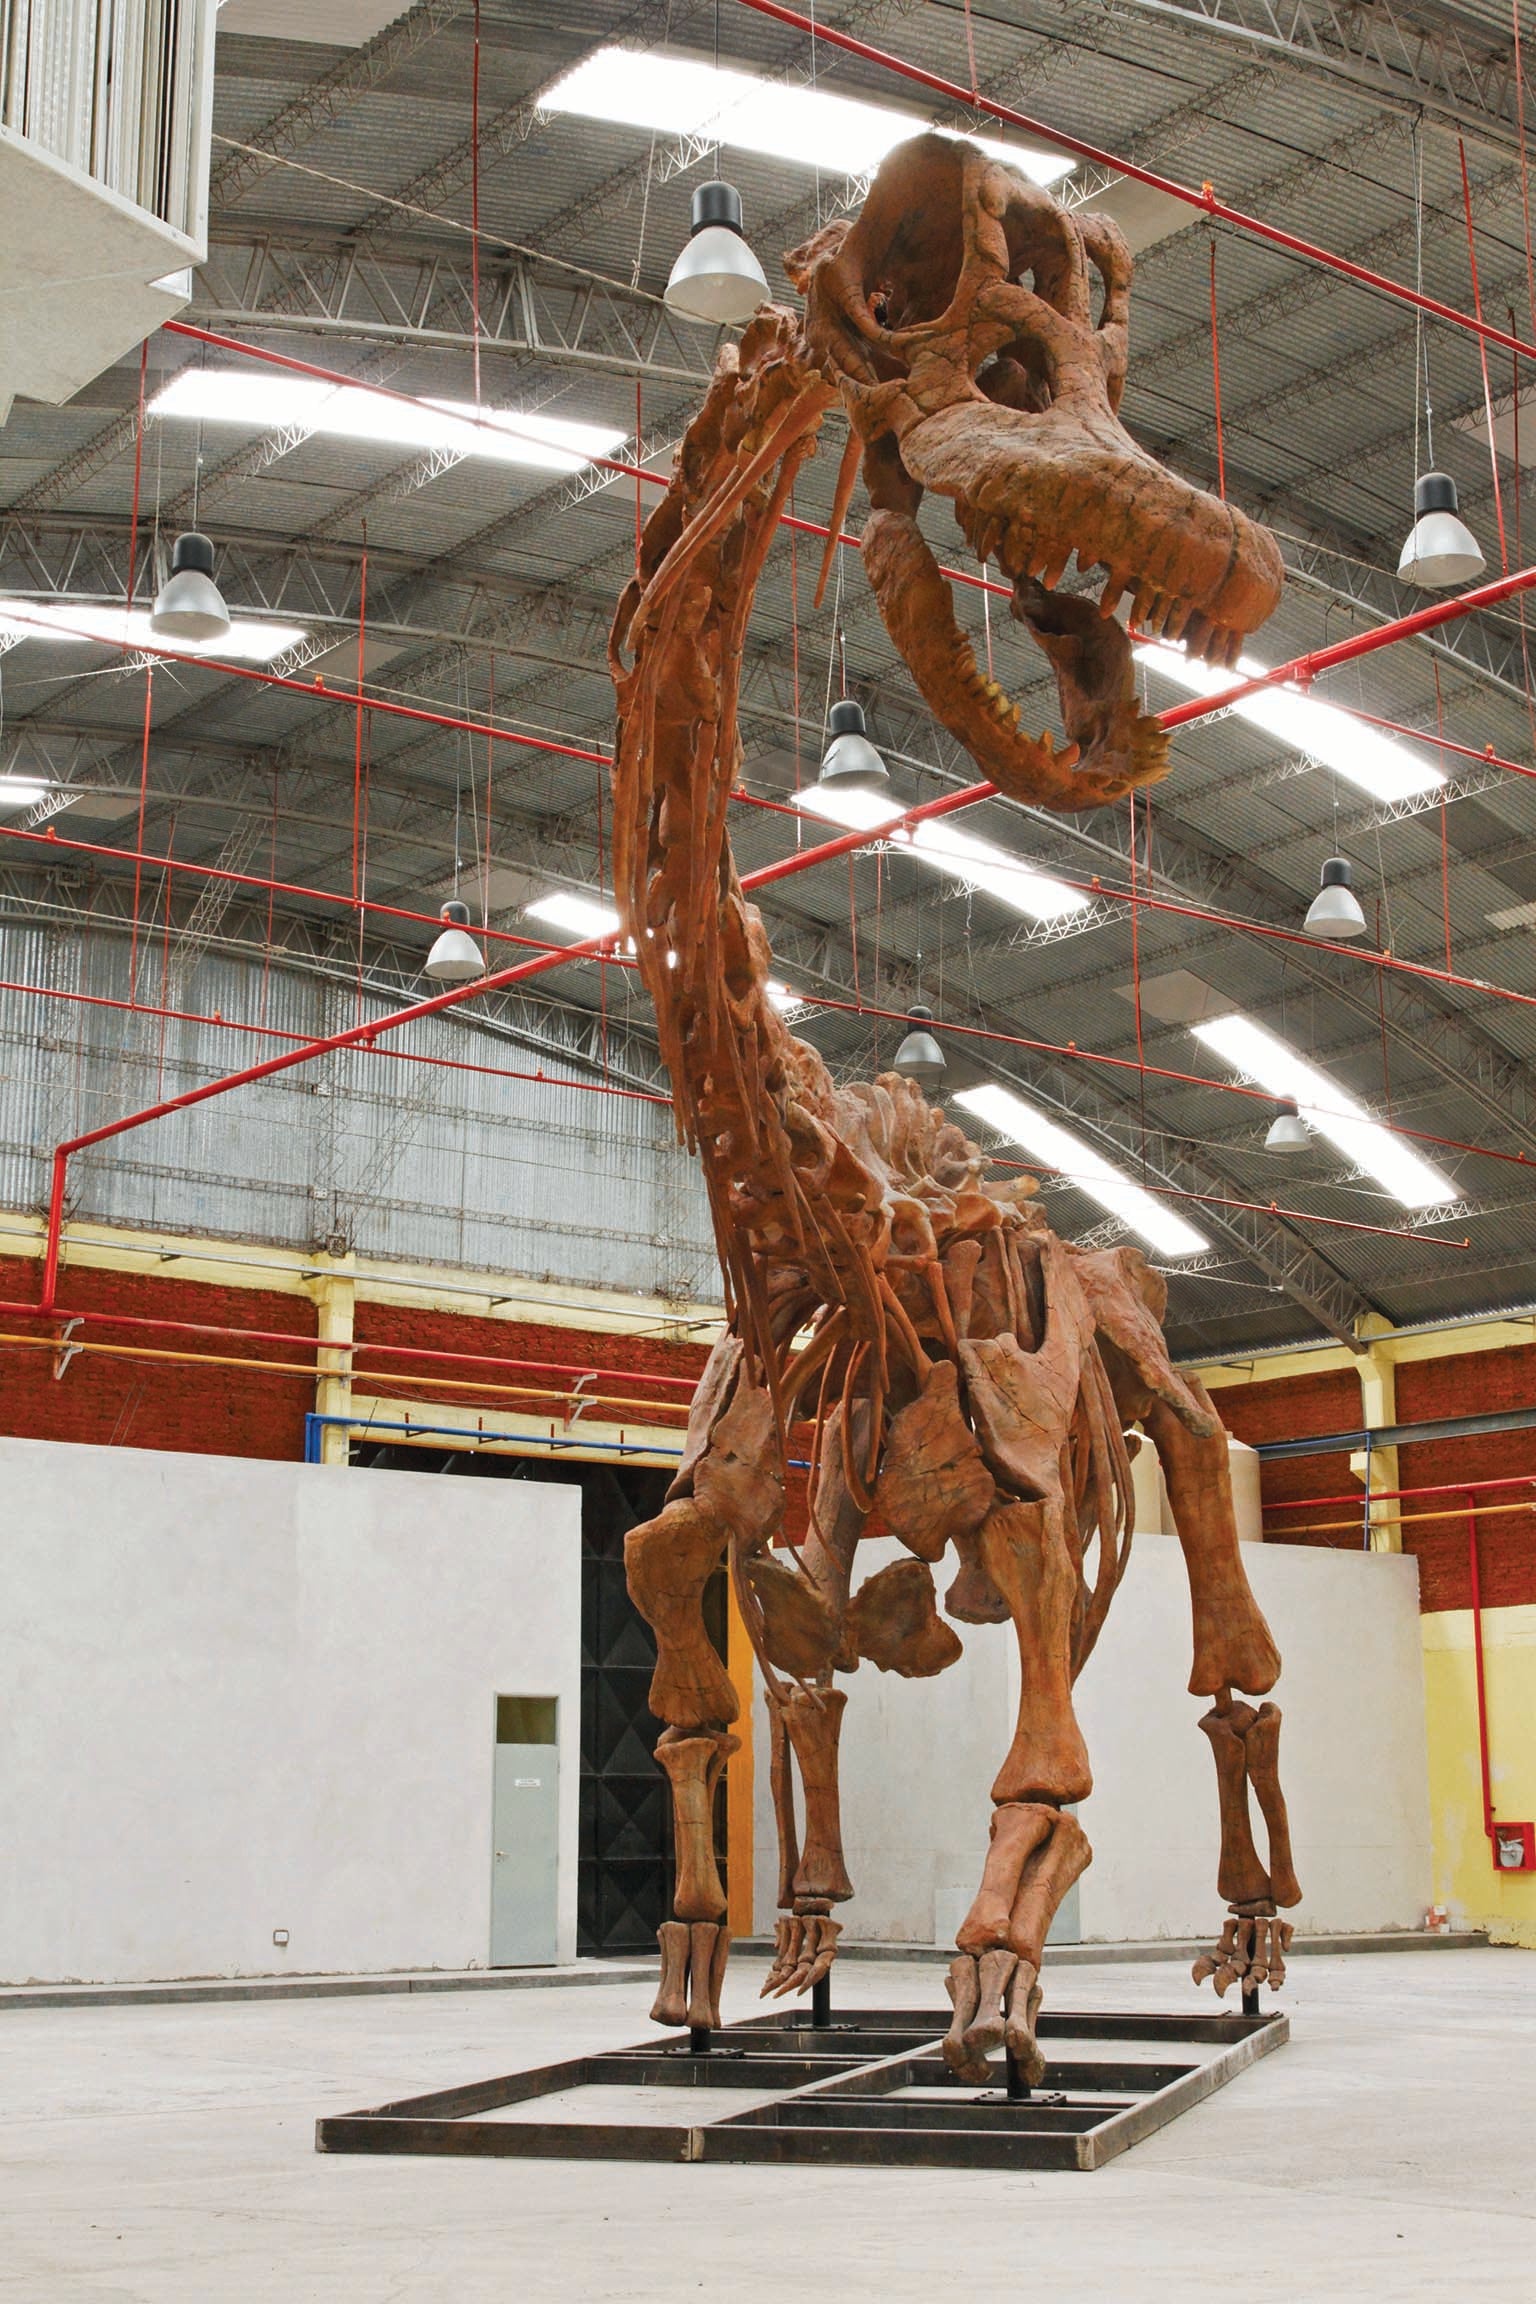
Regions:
[[1191, 1011, 1457, 1208], [766, 978, 809, 1016], [0, 599, 304, 663], [955, 1083, 1209, 1256], [908, 818, 1090, 923], [149, 372, 627, 476], [526, 892, 622, 939], [542, 50, 1071, 186], [1135, 641, 1444, 805], [793, 788, 1088, 922]]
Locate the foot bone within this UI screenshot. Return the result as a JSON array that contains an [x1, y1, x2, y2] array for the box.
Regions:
[[650, 1918, 731, 2029], [942, 1950, 1046, 2084], [1192, 1905, 1294, 1997], [760, 1905, 842, 1998]]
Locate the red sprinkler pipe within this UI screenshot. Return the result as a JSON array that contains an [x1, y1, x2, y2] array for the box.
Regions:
[[1271, 1471, 1536, 1512], [1466, 1490, 1501, 1854], [734, 0, 1536, 370], [34, 557, 1536, 1310]]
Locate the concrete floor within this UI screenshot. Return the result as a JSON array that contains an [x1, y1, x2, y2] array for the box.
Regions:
[[3, 1947, 1529, 2301]]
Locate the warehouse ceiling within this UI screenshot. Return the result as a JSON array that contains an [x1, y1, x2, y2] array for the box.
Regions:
[[5, 0, 1536, 1356]]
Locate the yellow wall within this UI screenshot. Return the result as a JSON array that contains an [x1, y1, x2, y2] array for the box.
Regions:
[[1421, 1604, 1536, 1946]]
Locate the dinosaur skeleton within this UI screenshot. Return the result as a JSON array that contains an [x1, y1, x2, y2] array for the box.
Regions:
[[608, 136, 1296, 2075]]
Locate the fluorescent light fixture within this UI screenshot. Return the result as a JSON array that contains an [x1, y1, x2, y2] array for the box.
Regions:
[[766, 979, 808, 1016], [0, 598, 303, 662], [1191, 1011, 1457, 1209], [526, 891, 622, 939], [0, 778, 49, 809], [793, 786, 1089, 923], [1135, 641, 1444, 805], [543, 50, 1071, 186], [149, 371, 627, 476], [955, 1082, 1209, 1256]]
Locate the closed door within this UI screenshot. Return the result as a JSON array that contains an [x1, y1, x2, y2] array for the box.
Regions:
[[490, 1696, 559, 1967]]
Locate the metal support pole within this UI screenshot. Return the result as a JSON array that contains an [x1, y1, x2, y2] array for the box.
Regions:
[[811, 1972, 832, 2029], [688, 2026, 711, 2057], [1242, 1983, 1261, 2017], [1005, 2049, 1031, 2101]]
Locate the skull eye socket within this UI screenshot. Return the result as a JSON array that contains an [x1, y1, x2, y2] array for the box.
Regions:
[[976, 350, 1053, 416]]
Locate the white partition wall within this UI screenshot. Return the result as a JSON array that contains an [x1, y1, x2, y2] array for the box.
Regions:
[[0, 1437, 582, 1984], [755, 1534, 1432, 1946]]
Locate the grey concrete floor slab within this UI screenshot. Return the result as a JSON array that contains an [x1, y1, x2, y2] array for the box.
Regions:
[[0, 1947, 1529, 2302]]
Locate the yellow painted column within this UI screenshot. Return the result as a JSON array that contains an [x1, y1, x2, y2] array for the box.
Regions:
[[1353, 1318, 1401, 1553], [306, 1257, 356, 1467], [1422, 1605, 1536, 1946], [725, 1584, 756, 1937]]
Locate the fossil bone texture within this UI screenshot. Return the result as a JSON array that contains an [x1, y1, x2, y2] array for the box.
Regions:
[[609, 136, 1296, 2062]]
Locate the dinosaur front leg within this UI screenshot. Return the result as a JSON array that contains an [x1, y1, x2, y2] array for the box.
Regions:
[[944, 1494, 1094, 2084], [625, 1372, 782, 2032], [762, 1683, 852, 1998]]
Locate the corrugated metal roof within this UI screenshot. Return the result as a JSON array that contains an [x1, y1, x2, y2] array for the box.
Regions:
[[3, 0, 1535, 1345]]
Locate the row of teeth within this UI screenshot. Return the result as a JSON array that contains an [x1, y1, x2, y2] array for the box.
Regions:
[[1115, 585, 1245, 668], [966, 511, 1244, 669]]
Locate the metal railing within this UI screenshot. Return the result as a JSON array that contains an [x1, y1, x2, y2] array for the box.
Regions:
[[1, 0, 214, 239]]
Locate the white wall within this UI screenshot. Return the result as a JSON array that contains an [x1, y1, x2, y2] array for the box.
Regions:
[[0, 1437, 582, 1984], [755, 1534, 1431, 1945]]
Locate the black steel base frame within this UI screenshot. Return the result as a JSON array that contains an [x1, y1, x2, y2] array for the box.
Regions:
[[315, 2003, 1288, 2172]]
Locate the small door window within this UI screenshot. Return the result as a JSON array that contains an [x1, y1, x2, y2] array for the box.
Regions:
[[497, 1695, 557, 1745]]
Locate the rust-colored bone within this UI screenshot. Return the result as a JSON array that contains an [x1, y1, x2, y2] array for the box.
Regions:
[[612, 134, 1297, 2037], [846, 1558, 964, 1677], [656, 1730, 738, 1923], [781, 1687, 854, 1906], [1199, 1701, 1274, 1909]]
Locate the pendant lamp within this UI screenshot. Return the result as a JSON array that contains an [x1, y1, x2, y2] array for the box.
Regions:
[[892, 1004, 946, 1088], [1303, 857, 1368, 941], [424, 899, 486, 982], [150, 532, 231, 644], [1397, 472, 1485, 590], [1264, 1096, 1310, 1153], [818, 698, 890, 793], [664, 181, 768, 327]]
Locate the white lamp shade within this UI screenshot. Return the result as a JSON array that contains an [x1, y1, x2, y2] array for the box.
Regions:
[[664, 180, 768, 326], [892, 1005, 945, 1087], [424, 901, 486, 981], [1264, 1098, 1310, 1153], [1397, 473, 1485, 590], [819, 698, 890, 791], [1304, 856, 1368, 941], [150, 532, 231, 643]]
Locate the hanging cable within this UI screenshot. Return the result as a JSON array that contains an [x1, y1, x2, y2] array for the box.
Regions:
[[1515, 0, 1536, 345], [1434, 661, 1453, 976], [1208, 235, 1226, 500], [1459, 136, 1511, 573], [126, 341, 149, 611], [128, 665, 155, 1000], [470, 0, 483, 407]]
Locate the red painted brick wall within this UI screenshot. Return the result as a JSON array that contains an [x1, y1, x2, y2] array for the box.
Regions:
[[1395, 1345, 1536, 1612], [1214, 1346, 1536, 1608], [0, 1254, 312, 1459], [0, 1254, 714, 1466], [1214, 1367, 1360, 1549], [351, 1298, 709, 1430]]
